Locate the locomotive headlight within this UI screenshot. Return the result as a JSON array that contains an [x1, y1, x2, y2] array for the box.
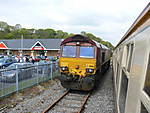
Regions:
[[62, 67, 66, 71], [89, 69, 94, 72], [86, 68, 94, 73], [61, 66, 68, 71]]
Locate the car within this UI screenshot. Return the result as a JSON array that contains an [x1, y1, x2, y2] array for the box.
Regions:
[[0, 55, 4, 59], [34, 56, 41, 62], [0, 57, 16, 69], [35, 61, 50, 75], [40, 56, 47, 60], [46, 56, 57, 62], [0, 63, 35, 82]]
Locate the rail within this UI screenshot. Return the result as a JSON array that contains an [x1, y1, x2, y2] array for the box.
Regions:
[[42, 90, 91, 113], [42, 90, 70, 113]]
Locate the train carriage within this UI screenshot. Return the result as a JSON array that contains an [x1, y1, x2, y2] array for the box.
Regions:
[[112, 3, 150, 113], [59, 34, 111, 91]]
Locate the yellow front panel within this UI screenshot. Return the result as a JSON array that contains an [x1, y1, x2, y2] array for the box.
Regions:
[[59, 57, 96, 77]]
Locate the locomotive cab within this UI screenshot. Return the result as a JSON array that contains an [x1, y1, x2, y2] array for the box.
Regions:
[[60, 42, 97, 76], [59, 42, 97, 90]]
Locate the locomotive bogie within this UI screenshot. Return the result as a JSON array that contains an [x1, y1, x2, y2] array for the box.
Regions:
[[59, 74, 95, 91]]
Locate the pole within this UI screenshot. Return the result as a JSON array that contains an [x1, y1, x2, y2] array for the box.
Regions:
[[50, 62, 53, 80], [16, 65, 19, 93], [21, 34, 23, 56]]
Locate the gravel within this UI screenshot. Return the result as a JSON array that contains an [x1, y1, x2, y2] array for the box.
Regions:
[[84, 67, 115, 113], [1, 79, 67, 113]]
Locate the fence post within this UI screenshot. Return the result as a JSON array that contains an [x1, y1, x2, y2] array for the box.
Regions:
[[50, 62, 53, 80], [2, 70, 4, 97], [36, 63, 39, 84], [16, 65, 19, 93]]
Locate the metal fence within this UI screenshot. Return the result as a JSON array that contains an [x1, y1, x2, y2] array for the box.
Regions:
[[0, 61, 60, 98]]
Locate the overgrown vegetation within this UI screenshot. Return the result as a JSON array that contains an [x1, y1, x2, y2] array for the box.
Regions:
[[0, 21, 114, 49]]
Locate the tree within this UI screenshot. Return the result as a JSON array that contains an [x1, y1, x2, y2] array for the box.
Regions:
[[80, 32, 114, 49], [14, 24, 21, 30], [0, 21, 8, 31], [55, 30, 67, 39], [0, 21, 114, 49]]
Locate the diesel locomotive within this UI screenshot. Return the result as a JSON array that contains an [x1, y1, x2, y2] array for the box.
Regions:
[[59, 34, 111, 91]]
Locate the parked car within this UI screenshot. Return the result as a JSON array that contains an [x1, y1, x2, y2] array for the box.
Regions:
[[40, 56, 47, 60], [0, 63, 35, 82], [0, 55, 4, 59], [34, 56, 41, 62], [36, 61, 50, 75], [46, 56, 57, 62], [0, 57, 16, 69]]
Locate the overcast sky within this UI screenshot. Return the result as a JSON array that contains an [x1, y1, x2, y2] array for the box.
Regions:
[[0, 0, 149, 46]]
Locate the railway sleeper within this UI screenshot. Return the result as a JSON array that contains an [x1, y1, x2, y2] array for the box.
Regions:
[[63, 96, 85, 101], [52, 105, 79, 113], [57, 102, 82, 109]]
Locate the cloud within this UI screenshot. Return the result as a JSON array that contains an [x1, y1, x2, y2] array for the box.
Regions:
[[0, 0, 149, 46]]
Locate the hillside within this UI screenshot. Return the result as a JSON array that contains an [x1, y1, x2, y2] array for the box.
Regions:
[[0, 21, 114, 49]]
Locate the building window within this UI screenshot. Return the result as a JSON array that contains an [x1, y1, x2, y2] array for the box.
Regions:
[[144, 54, 150, 96], [119, 71, 128, 113]]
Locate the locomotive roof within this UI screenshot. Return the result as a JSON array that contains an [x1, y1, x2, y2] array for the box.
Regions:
[[101, 44, 109, 49], [61, 34, 99, 47], [116, 3, 150, 47], [61, 34, 111, 49]]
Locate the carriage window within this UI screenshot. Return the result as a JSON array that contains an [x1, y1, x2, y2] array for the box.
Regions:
[[126, 44, 130, 67], [144, 54, 150, 96], [141, 102, 148, 113], [62, 46, 76, 57], [127, 44, 134, 72], [119, 71, 128, 113], [79, 46, 95, 58]]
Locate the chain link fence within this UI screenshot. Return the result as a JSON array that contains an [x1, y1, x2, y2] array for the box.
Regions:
[[0, 61, 60, 98]]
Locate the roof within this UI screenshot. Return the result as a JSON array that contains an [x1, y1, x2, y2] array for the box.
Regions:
[[116, 3, 150, 47], [0, 39, 63, 50], [100, 44, 109, 49], [60, 34, 110, 49], [61, 34, 97, 46]]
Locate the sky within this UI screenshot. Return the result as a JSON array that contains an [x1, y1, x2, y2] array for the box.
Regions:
[[0, 0, 149, 46]]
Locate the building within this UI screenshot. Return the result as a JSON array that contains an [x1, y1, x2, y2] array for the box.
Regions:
[[0, 39, 63, 57]]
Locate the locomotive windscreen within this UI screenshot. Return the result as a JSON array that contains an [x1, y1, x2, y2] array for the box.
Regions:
[[62, 45, 95, 58], [79, 46, 95, 58], [62, 46, 76, 57]]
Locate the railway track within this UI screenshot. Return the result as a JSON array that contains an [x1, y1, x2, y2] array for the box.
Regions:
[[42, 90, 91, 113]]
